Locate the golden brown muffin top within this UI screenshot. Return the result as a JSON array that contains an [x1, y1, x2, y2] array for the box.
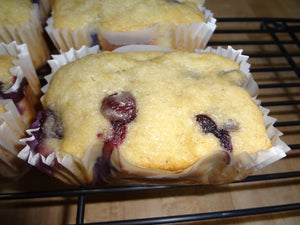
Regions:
[[53, 0, 205, 31], [0, 0, 33, 25], [42, 51, 271, 171], [0, 55, 18, 91]]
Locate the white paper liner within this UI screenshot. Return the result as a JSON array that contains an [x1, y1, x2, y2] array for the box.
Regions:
[[0, 99, 29, 181], [18, 45, 290, 186], [174, 7, 216, 51], [0, 42, 41, 125], [0, 5, 50, 68], [113, 44, 175, 53], [0, 99, 27, 142], [0, 41, 41, 96], [45, 2, 216, 52], [34, 0, 52, 21], [41, 45, 100, 94]]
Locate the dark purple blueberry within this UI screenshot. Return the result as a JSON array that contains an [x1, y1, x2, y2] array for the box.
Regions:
[[196, 114, 233, 152], [31, 0, 40, 4], [27, 109, 63, 153], [214, 129, 233, 152], [93, 92, 137, 182], [101, 91, 137, 123], [92, 156, 112, 186], [93, 123, 129, 186], [26, 111, 46, 151], [89, 32, 102, 50], [100, 91, 136, 152], [0, 77, 27, 104], [196, 114, 217, 134], [110, 121, 127, 146], [42, 110, 64, 139], [92, 128, 125, 186], [26, 110, 58, 157]]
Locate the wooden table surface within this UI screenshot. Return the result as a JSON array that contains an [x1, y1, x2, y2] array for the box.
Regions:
[[0, 0, 299, 224]]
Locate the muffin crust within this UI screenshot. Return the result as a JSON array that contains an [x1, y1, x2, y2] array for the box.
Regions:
[[42, 51, 272, 171]]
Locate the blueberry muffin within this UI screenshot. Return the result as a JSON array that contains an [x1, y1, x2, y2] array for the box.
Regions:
[[30, 51, 272, 173], [0, 0, 50, 68], [46, 0, 215, 51], [0, 55, 36, 125]]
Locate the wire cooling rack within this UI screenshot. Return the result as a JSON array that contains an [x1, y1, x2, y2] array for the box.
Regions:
[[0, 17, 300, 225]]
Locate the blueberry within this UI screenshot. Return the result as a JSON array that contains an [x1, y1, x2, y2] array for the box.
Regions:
[[26, 109, 63, 157], [42, 110, 64, 139], [196, 114, 233, 152], [196, 114, 217, 134], [214, 128, 233, 152], [99, 92, 137, 165], [0, 77, 27, 104], [31, 0, 40, 4], [101, 91, 137, 123], [89, 32, 102, 50]]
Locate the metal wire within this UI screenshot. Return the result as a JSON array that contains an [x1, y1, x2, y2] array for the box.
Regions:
[[1, 171, 299, 201]]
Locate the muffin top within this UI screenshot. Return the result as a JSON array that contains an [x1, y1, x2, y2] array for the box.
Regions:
[[53, 0, 205, 31], [0, 55, 17, 91], [40, 51, 271, 171], [0, 0, 33, 25]]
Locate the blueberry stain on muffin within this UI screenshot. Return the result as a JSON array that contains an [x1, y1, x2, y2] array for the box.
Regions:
[[0, 77, 27, 104], [0, 77, 29, 115], [101, 91, 137, 124], [27, 51, 273, 184], [196, 114, 233, 152], [27, 109, 63, 157], [42, 110, 64, 139], [100, 91, 137, 160]]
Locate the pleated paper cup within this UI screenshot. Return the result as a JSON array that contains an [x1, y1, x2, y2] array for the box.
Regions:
[[34, 0, 52, 22], [18, 45, 290, 186], [45, 1, 216, 52], [98, 6, 216, 51], [19, 45, 101, 186], [0, 4, 50, 69], [0, 42, 42, 126], [0, 42, 41, 97], [0, 99, 29, 182]]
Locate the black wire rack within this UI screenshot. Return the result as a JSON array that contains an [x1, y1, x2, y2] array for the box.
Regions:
[[0, 17, 300, 225]]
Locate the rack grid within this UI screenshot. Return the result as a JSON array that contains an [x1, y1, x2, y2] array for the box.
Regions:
[[0, 17, 300, 225]]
